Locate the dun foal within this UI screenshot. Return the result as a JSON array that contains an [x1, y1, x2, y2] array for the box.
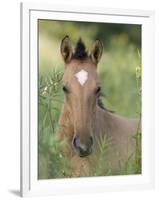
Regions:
[[56, 36, 141, 176]]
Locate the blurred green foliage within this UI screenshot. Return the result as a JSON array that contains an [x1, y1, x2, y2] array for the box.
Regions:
[[38, 19, 141, 179]]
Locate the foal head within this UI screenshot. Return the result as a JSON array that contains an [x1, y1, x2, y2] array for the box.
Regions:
[[60, 36, 103, 157]]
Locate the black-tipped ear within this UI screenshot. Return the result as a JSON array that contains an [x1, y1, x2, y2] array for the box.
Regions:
[[60, 36, 72, 63], [90, 39, 103, 64]]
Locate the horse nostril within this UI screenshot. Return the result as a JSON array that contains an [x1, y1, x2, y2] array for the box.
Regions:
[[72, 136, 77, 149], [90, 136, 93, 146], [72, 136, 82, 150]]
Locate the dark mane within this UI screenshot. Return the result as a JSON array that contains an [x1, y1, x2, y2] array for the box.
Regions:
[[73, 38, 88, 59], [97, 97, 106, 110], [97, 93, 114, 113]]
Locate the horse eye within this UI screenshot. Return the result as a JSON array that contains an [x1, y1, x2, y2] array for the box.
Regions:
[[62, 86, 69, 93], [96, 86, 101, 95]]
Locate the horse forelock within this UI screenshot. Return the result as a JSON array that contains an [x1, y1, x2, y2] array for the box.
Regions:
[[73, 38, 88, 60]]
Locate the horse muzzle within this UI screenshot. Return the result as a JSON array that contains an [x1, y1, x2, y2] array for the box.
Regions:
[[72, 136, 93, 157]]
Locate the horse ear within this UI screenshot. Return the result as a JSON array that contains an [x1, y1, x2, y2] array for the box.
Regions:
[[90, 39, 103, 64], [60, 36, 73, 63]]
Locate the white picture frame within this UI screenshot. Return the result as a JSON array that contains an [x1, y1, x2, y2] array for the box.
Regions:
[[20, 2, 155, 197]]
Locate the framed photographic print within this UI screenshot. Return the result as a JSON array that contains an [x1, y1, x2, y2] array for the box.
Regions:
[[20, 2, 155, 197]]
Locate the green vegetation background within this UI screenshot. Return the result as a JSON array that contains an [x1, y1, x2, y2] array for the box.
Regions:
[[38, 20, 141, 179]]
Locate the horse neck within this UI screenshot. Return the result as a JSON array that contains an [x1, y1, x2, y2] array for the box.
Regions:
[[95, 106, 113, 136], [95, 106, 139, 138]]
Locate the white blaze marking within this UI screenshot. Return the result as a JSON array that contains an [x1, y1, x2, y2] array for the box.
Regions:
[[75, 69, 88, 86]]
